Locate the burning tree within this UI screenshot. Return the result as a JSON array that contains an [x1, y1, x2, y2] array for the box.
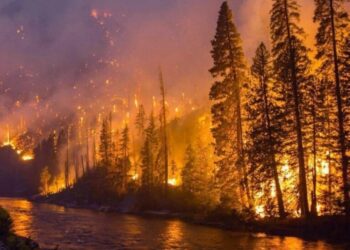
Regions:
[[209, 1, 251, 210], [270, 0, 314, 217], [245, 43, 286, 218], [314, 0, 350, 215]]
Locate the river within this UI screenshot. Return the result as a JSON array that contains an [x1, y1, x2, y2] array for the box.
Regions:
[[0, 198, 347, 250]]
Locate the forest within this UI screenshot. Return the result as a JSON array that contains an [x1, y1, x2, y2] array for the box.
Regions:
[[2, 0, 350, 224]]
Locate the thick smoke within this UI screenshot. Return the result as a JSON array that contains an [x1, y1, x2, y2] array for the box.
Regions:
[[0, 0, 323, 142]]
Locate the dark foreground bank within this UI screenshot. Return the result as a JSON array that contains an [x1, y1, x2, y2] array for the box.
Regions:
[[0, 206, 40, 250]]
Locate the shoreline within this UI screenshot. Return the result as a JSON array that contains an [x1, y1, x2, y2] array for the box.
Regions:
[[30, 197, 350, 246], [0, 204, 40, 250]]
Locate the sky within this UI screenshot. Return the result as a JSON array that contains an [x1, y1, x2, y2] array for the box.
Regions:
[[0, 0, 316, 140]]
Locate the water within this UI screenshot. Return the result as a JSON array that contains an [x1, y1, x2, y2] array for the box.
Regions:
[[0, 198, 346, 250]]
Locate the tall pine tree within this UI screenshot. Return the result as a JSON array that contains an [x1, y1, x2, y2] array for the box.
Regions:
[[119, 124, 131, 192], [314, 0, 350, 215], [209, 1, 251, 209], [246, 43, 286, 217], [141, 112, 159, 189], [270, 0, 313, 217]]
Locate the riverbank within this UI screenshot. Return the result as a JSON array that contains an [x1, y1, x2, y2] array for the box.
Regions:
[[0, 206, 40, 250], [32, 194, 350, 245]]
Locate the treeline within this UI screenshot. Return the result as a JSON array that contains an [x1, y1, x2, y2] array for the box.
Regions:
[[210, 1, 350, 218], [32, 78, 216, 211], [33, 0, 350, 219]]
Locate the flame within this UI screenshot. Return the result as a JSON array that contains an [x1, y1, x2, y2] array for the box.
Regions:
[[168, 178, 178, 186], [281, 162, 292, 179], [22, 154, 34, 161], [131, 173, 139, 181], [320, 160, 329, 176], [255, 205, 265, 218], [270, 183, 276, 198], [134, 95, 139, 108]]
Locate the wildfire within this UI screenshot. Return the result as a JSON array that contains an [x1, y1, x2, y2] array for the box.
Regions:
[[131, 173, 139, 181], [22, 154, 34, 161], [3, 141, 15, 148], [281, 162, 292, 179], [255, 205, 265, 218], [134, 95, 139, 108], [320, 160, 329, 176], [168, 178, 178, 186]]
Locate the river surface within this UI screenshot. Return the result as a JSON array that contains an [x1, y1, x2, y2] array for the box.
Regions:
[[0, 198, 347, 250]]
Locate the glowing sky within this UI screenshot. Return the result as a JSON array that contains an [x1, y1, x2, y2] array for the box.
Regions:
[[0, 0, 316, 137]]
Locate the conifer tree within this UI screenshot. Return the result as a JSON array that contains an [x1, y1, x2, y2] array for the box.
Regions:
[[135, 104, 146, 138], [270, 0, 313, 217], [119, 124, 131, 191], [314, 0, 350, 215], [141, 139, 153, 189], [141, 112, 159, 189], [99, 118, 113, 169], [209, 1, 251, 209], [182, 144, 196, 194], [246, 43, 286, 217]]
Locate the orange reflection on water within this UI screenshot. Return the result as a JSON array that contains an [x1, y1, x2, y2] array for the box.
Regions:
[[162, 220, 185, 249], [3, 199, 33, 238], [269, 236, 333, 250]]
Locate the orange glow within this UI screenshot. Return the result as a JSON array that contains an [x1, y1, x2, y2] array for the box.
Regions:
[[131, 173, 139, 181], [255, 205, 265, 218], [320, 160, 329, 176], [22, 154, 34, 161], [91, 9, 98, 19], [168, 178, 178, 186]]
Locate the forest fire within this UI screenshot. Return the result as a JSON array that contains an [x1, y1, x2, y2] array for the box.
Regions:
[[167, 178, 178, 186], [21, 154, 34, 161], [0, 1, 350, 249]]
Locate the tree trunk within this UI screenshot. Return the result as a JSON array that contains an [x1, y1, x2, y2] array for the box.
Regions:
[[329, 0, 349, 216], [261, 75, 286, 218], [224, 20, 252, 209], [311, 102, 318, 216], [283, 0, 309, 217]]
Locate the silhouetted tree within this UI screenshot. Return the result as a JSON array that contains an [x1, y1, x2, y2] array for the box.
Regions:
[[209, 1, 251, 209]]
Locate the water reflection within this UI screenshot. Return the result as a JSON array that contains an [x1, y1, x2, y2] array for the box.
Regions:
[[0, 198, 33, 238], [162, 220, 184, 249], [0, 198, 347, 250]]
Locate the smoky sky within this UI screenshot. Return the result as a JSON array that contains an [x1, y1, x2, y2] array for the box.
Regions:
[[0, 0, 316, 138]]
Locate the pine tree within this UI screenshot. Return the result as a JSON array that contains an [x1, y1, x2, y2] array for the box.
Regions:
[[119, 124, 131, 191], [209, 1, 251, 209], [314, 0, 350, 215], [246, 43, 286, 217], [135, 104, 146, 138], [99, 117, 113, 169], [141, 139, 153, 189], [182, 144, 196, 193], [270, 0, 313, 217], [141, 112, 159, 189]]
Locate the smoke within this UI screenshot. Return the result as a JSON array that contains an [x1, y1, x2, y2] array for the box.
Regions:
[[0, 0, 327, 142]]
